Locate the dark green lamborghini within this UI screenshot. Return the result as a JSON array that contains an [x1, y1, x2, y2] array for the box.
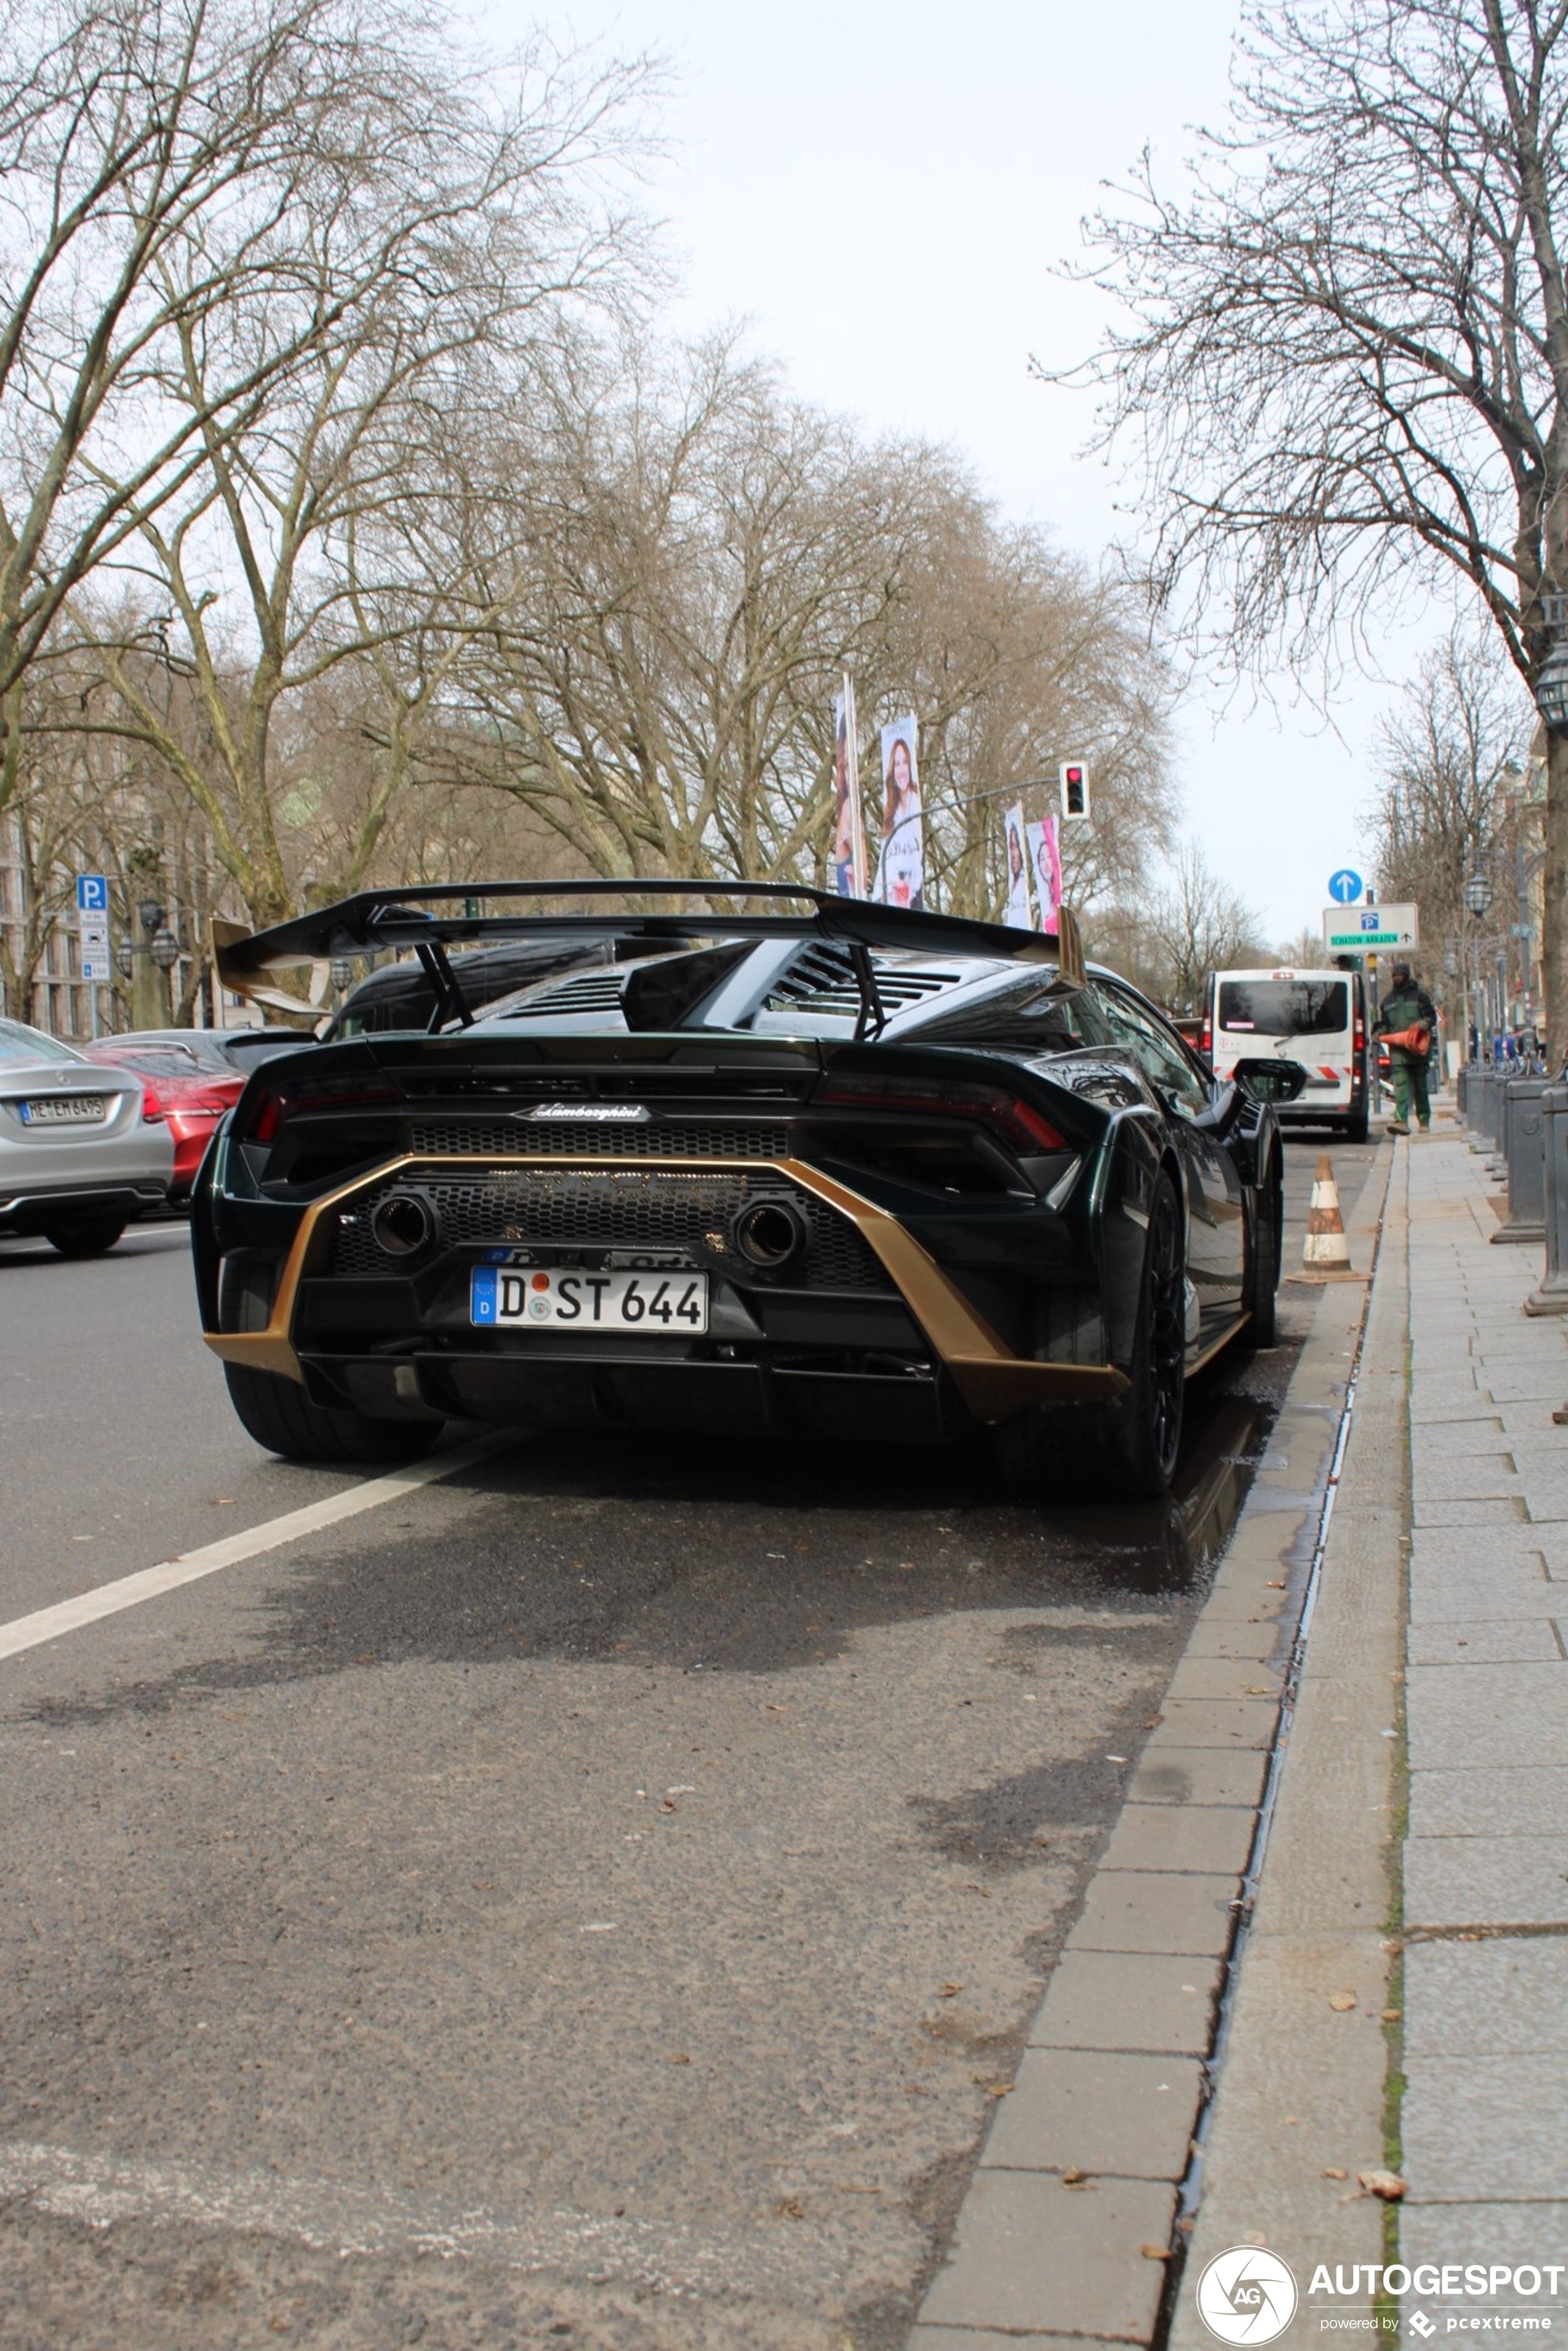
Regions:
[[191, 883, 1301, 1498]]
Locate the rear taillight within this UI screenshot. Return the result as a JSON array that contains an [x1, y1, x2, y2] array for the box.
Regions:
[[242, 1074, 398, 1143], [140, 1083, 165, 1124], [1201, 1019, 1212, 1059], [1354, 1016, 1366, 1053], [814, 1073, 1067, 1153]]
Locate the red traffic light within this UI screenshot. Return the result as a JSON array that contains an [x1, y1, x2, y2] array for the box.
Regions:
[[1059, 760, 1090, 820]]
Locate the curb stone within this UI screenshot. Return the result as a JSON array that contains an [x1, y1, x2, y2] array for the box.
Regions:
[[909, 1147, 1398, 2349]]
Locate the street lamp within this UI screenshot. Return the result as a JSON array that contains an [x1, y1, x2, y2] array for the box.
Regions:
[[1537, 592, 1568, 734], [114, 939, 134, 982], [329, 954, 354, 992], [136, 895, 165, 937], [150, 924, 179, 971], [1464, 872, 1493, 917]]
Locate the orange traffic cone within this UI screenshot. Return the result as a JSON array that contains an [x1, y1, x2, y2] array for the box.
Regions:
[[1288, 1155, 1363, 1284]]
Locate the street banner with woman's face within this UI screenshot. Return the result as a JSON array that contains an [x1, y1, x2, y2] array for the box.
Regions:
[[1004, 801, 1033, 929], [831, 680, 869, 898], [874, 714, 924, 910], [1025, 816, 1061, 930]]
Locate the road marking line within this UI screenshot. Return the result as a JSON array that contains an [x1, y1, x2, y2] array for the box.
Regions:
[[0, 2139, 828, 2303], [0, 1435, 508, 1664]]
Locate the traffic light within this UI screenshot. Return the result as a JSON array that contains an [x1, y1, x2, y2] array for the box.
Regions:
[[1059, 760, 1090, 821]]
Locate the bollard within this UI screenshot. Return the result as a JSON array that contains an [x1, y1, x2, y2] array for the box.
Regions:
[[1469, 1064, 1497, 1153], [1493, 1075, 1548, 1243], [1457, 1061, 1470, 1122], [1525, 1086, 1568, 1314]]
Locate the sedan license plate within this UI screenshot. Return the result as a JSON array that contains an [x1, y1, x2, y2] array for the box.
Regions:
[[470, 1265, 708, 1334], [19, 1095, 108, 1125]]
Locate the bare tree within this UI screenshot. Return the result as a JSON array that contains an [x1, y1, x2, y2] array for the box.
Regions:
[[1138, 843, 1267, 1009], [440, 336, 1178, 916], [45, 17, 654, 925], [1367, 619, 1535, 1008], [1059, 0, 1568, 1051]]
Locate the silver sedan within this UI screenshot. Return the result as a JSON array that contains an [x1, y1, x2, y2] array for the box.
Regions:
[[0, 1017, 173, 1255]]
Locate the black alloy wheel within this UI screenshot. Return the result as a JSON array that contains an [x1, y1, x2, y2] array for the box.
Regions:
[[1141, 1175, 1187, 1485], [1239, 1170, 1280, 1350], [991, 1169, 1186, 1502]]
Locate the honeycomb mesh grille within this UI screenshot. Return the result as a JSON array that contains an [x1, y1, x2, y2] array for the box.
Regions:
[[407, 1120, 791, 1158], [330, 1166, 892, 1292]]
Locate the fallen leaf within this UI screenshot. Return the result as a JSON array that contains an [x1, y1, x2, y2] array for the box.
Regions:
[[1381, 2008, 1403, 2022], [937, 1982, 963, 1998], [1322, 2167, 1348, 2181], [1328, 1991, 1357, 2011], [1357, 2169, 1406, 2202], [667, 2053, 691, 2066], [1061, 2166, 1088, 2185], [774, 2197, 804, 2220], [1140, 2244, 1172, 2262]]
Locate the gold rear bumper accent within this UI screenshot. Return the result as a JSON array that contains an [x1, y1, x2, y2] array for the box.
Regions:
[[204, 1153, 1128, 1421]]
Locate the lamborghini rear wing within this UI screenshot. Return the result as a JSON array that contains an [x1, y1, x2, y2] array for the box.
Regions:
[[213, 879, 1087, 1034]]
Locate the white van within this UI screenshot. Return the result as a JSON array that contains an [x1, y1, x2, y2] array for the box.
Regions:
[[1203, 966, 1369, 1142]]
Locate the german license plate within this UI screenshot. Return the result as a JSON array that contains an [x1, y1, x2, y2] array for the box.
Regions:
[[19, 1095, 108, 1125], [470, 1265, 709, 1333]]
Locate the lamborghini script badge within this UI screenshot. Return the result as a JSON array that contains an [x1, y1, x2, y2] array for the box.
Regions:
[[522, 1103, 651, 1121]]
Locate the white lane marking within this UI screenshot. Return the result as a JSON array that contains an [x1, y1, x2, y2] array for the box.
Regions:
[[0, 1435, 508, 1663], [0, 2139, 836, 2304]]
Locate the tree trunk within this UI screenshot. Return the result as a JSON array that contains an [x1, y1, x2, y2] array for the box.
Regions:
[[1545, 730, 1568, 1064]]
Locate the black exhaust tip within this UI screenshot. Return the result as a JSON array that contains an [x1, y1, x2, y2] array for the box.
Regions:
[[732, 1195, 809, 1270], [370, 1190, 437, 1259]]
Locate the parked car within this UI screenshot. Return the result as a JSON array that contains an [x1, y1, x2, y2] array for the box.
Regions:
[[0, 1016, 172, 1253], [194, 882, 1304, 1498], [104, 1025, 309, 1075], [81, 1040, 244, 1199]]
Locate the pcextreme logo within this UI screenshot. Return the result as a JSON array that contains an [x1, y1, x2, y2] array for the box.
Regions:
[[1196, 2246, 1301, 2344]]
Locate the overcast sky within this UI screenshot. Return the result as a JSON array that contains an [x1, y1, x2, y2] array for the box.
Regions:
[[490, 0, 1448, 940]]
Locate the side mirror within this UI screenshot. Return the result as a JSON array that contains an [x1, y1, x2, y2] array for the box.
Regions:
[[1190, 1079, 1241, 1136], [1233, 1056, 1308, 1103]]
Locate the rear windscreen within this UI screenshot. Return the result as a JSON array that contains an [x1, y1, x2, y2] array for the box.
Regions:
[[1219, 980, 1349, 1037]]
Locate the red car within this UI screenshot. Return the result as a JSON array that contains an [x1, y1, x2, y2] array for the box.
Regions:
[[81, 1040, 244, 1198]]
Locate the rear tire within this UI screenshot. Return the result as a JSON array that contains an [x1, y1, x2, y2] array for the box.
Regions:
[[1345, 1105, 1370, 1143], [993, 1172, 1186, 1502], [220, 1261, 445, 1466], [222, 1362, 444, 1466], [1238, 1170, 1280, 1350], [44, 1216, 126, 1257]]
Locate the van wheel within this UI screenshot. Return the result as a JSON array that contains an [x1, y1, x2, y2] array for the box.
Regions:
[[1345, 1105, 1369, 1143]]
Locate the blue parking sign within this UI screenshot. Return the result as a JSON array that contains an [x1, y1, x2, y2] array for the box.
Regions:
[[76, 872, 108, 912]]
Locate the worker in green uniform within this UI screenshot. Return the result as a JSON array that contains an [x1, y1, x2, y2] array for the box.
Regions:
[[1374, 959, 1438, 1135]]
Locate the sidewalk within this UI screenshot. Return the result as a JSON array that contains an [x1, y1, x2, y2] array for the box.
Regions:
[[1398, 1126, 1568, 2317], [909, 1126, 1568, 2347]]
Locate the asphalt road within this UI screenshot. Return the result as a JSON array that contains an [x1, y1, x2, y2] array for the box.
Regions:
[[0, 1130, 1383, 2351]]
